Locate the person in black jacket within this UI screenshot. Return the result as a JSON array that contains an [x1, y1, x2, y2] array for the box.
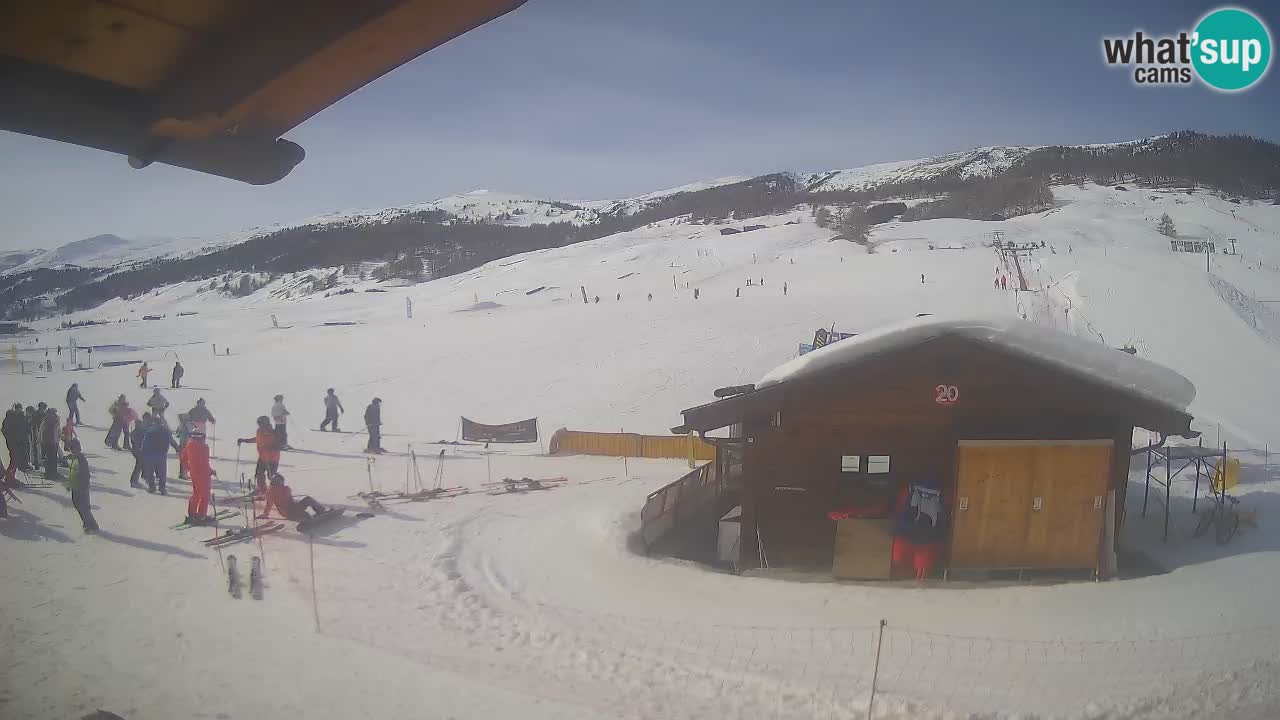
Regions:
[[2, 403, 29, 472], [42, 408, 62, 480], [128, 413, 152, 488], [66, 383, 85, 425], [364, 398, 384, 454], [29, 404, 46, 468], [187, 398, 216, 434]]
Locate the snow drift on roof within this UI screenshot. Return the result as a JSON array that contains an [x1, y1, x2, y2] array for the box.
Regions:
[[757, 314, 1195, 412]]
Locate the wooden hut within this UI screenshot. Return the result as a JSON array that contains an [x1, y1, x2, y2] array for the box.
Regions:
[[671, 316, 1196, 579]]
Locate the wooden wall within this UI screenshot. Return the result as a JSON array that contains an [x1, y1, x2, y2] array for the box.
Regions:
[[737, 337, 1136, 570]]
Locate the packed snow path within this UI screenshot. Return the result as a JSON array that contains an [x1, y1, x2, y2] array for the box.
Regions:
[[4, 184, 1280, 718]]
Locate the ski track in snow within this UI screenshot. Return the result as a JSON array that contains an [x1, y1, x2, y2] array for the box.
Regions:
[[4, 184, 1280, 719]]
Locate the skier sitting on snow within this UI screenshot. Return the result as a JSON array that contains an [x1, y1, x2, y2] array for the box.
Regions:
[[181, 429, 217, 525], [237, 416, 280, 494], [258, 472, 329, 522]]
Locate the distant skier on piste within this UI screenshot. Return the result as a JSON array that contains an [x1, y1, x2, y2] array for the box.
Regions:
[[171, 361, 184, 389], [271, 394, 291, 449], [181, 429, 217, 525], [320, 388, 344, 432], [259, 472, 331, 522], [238, 416, 281, 494], [364, 398, 384, 454]]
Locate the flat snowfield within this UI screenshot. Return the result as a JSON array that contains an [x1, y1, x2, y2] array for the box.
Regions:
[[3, 185, 1280, 719]]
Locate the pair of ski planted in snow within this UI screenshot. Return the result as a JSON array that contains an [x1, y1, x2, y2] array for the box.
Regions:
[[227, 555, 263, 600]]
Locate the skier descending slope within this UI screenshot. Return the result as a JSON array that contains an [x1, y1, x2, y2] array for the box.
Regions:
[[238, 416, 281, 494], [180, 429, 217, 525], [270, 395, 291, 450], [320, 389, 344, 432], [364, 398, 384, 454]]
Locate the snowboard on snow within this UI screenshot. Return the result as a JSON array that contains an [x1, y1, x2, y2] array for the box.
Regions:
[[296, 508, 344, 534]]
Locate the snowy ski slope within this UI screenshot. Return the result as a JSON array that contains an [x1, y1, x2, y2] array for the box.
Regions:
[[3, 183, 1280, 719]]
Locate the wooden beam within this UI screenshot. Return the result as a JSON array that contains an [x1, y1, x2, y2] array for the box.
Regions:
[[146, 0, 526, 140]]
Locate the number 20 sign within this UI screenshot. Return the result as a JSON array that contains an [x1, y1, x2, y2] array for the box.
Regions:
[[934, 384, 960, 405]]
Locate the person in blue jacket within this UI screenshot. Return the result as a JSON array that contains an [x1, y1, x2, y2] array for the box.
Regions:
[[141, 416, 180, 495]]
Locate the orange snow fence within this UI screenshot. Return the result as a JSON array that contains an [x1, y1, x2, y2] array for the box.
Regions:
[[549, 429, 715, 461]]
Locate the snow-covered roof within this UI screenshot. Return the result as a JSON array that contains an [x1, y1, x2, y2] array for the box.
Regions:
[[757, 314, 1195, 412]]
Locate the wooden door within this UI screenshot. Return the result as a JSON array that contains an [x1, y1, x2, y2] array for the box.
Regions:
[[950, 445, 1035, 568], [1023, 444, 1112, 569], [952, 442, 1112, 570]]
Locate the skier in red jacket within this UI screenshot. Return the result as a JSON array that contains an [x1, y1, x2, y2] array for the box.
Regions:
[[237, 416, 280, 494], [258, 472, 329, 522], [180, 430, 217, 524]]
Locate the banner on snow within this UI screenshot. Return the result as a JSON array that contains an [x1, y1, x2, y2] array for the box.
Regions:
[[461, 417, 539, 443]]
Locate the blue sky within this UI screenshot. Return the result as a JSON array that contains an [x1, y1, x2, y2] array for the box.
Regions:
[[2, 0, 1276, 250]]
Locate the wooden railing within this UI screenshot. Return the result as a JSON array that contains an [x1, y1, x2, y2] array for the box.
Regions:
[[639, 459, 727, 552]]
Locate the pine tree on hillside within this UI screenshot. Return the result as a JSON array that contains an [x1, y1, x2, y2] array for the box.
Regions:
[[1157, 213, 1177, 238], [838, 206, 871, 243], [815, 206, 833, 228]]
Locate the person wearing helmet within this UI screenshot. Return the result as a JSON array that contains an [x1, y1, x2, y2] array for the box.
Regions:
[[238, 416, 280, 494], [320, 388, 344, 432], [181, 428, 217, 525], [364, 398, 384, 454], [259, 472, 329, 522]]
